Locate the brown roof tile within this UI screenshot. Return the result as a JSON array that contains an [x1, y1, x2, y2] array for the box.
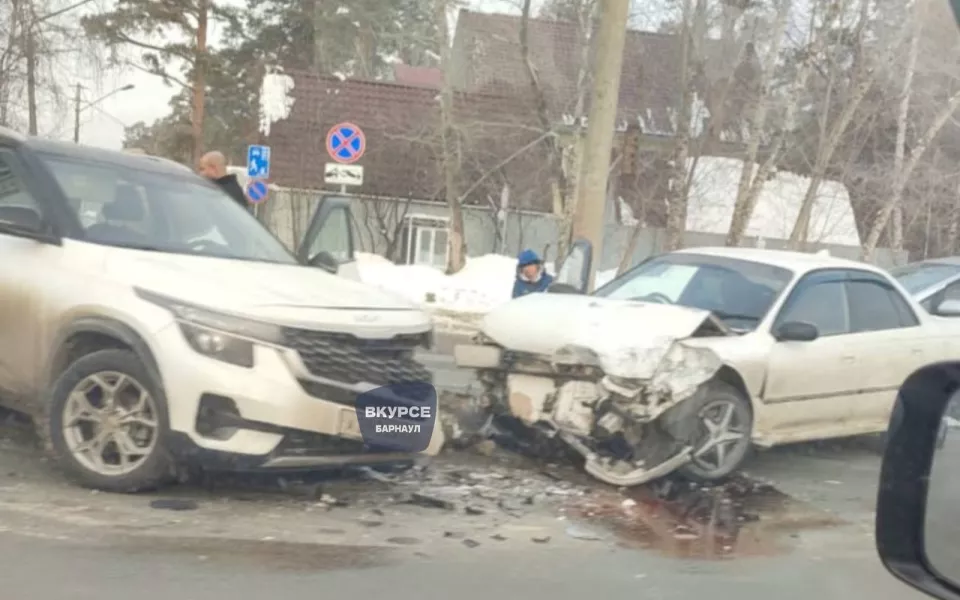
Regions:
[[450, 9, 746, 138], [264, 72, 554, 210], [393, 64, 444, 89]]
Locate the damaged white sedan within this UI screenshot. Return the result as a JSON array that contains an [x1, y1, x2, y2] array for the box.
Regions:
[[454, 245, 960, 487]]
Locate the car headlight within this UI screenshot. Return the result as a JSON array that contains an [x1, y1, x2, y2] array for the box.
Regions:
[[135, 287, 283, 368]]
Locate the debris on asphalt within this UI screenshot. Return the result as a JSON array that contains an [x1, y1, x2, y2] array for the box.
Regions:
[[405, 492, 456, 511], [356, 467, 396, 485], [490, 534, 507, 541], [565, 524, 604, 541], [462, 538, 480, 548], [464, 505, 485, 515], [497, 499, 525, 517], [357, 518, 383, 527], [565, 474, 846, 560], [387, 536, 421, 545], [532, 535, 551, 543], [149, 498, 199, 511]]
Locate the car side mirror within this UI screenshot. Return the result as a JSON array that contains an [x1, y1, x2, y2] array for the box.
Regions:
[[308, 250, 338, 273], [773, 321, 819, 342], [0, 205, 44, 237], [935, 298, 960, 317], [876, 363, 960, 600]]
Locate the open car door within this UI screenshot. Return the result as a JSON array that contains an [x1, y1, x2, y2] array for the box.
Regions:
[[550, 238, 593, 294], [296, 195, 360, 281]]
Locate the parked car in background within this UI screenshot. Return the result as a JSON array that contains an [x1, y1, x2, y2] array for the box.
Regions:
[[455, 244, 960, 487], [889, 258, 960, 316]]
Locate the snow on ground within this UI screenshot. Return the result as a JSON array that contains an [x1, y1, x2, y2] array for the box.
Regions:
[[686, 157, 861, 246], [357, 252, 618, 332]]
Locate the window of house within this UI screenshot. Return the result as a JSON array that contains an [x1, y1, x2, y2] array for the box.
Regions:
[[400, 215, 449, 269]]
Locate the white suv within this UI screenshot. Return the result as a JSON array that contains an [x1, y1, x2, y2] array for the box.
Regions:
[[0, 129, 444, 492]]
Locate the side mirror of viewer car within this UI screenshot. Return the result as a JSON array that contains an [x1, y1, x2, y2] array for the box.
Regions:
[[876, 362, 960, 600]]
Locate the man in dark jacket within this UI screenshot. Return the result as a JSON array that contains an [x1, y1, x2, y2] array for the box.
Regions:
[[512, 248, 554, 299], [198, 151, 250, 212]]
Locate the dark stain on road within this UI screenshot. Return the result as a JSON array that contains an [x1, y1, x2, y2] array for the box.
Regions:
[[568, 475, 845, 560], [112, 535, 398, 572]]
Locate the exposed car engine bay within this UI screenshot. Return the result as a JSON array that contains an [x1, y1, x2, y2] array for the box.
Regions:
[[453, 315, 734, 487]]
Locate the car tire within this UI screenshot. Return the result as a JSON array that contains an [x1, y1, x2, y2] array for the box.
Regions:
[[40, 349, 175, 493], [671, 379, 753, 482]]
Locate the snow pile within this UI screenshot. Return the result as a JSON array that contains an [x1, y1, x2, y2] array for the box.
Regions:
[[259, 70, 296, 137], [358, 253, 515, 314], [356, 252, 621, 327], [686, 157, 861, 246]]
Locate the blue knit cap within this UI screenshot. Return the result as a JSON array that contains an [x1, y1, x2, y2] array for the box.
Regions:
[[517, 249, 541, 267]]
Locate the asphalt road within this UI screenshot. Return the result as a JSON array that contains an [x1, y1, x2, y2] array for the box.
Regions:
[[0, 335, 931, 600]]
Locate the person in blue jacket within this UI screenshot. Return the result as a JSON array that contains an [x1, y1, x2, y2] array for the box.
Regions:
[[512, 249, 554, 299]]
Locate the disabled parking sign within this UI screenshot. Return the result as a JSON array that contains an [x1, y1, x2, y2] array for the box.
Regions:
[[355, 382, 437, 453]]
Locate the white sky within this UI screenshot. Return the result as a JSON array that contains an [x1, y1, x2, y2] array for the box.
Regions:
[[62, 0, 538, 150]]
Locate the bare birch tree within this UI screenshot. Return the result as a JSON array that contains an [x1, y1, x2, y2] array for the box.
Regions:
[[787, 0, 908, 248], [663, 0, 706, 251], [724, 0, 792, 246]]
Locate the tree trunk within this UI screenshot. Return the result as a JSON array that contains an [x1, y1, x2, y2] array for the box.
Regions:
[[889, 5, 920, 255], [947, 179, 960, 255], [724, 0, 790, 246], [25, 26, 37, 135], [861, 90, 960, 261], [191, 0, 208, 165], [788, 0, 890, 249], [520, 0, 576, 259], [664, 0, 702, 251]]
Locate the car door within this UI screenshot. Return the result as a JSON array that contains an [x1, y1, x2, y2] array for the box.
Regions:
[[0, 146, 54, 409], [841, 270, 928, 428], [552, 238, 594, 293], [762, 269, 858, 434], [296, 195, 360, 281]]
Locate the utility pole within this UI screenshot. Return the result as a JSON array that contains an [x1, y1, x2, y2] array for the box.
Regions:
[[571, 0, 630, 292], [73, 84, 82, 143]]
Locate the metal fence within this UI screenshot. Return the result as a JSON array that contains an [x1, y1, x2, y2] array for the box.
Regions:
[[255, 186, 908, 272]]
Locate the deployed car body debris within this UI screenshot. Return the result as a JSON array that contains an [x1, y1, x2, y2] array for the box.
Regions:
[[454, 243, 960, 486], [455, 298, 731, 486]]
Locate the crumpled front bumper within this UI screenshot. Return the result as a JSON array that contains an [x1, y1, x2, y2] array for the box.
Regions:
[[453, 339, 724, 486]]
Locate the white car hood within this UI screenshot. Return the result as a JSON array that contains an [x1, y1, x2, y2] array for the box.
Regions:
[[481, 294, 724, 388], [110, 251, 419, 313]]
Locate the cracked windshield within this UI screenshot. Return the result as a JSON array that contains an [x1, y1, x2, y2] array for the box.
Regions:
[[3, 0, 960, 597]]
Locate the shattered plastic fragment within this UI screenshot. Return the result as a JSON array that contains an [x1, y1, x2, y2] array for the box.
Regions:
[[565, 524, 604, 541]]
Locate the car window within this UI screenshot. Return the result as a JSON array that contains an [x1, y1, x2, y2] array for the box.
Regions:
[[594, 253, 794, 330], [777, 280, 850, 336], [943, 281, 960, 303], [38, 153, 296, 264], [600, 262, 698, 302], [304, 205, 352, 263], [890, 262, 960, 295], [0, 150, 40, 210], [845, 279, 918, 332]]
